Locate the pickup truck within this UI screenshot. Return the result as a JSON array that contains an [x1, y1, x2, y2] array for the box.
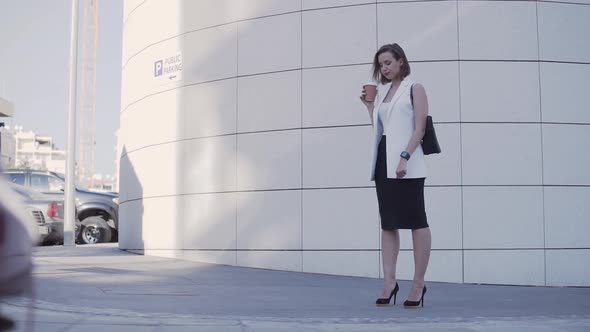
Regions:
[[3, 169, 119, 244], [10, 183, 83, 245]]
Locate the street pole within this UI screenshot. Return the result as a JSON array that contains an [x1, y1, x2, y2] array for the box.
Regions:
[[64, 0, 79, 247]]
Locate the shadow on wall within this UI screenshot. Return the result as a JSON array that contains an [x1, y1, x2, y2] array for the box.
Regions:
[[120, 2, 304, 263], [175, 1, 238, 261], [175, 2, 301, 265], [118, 145, 144, 252]]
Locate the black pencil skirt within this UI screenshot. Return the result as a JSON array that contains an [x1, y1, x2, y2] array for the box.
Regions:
[[375, 136, 429, 230]]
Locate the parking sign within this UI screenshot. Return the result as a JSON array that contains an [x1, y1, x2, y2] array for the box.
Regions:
[[154, 60, 163, 77]]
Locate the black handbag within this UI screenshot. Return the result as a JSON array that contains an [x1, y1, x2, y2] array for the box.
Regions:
[[422, 115, 441, 155], [411, 85, 441, 155]]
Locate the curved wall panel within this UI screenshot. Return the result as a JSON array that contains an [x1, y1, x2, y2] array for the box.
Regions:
[[119, 0, 590, 286]]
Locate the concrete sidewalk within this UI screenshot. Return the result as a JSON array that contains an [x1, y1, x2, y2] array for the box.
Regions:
[[1, 244, 589, 331]]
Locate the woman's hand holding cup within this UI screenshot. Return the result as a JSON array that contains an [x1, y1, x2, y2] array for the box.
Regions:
[[360, 83, 377, 108]]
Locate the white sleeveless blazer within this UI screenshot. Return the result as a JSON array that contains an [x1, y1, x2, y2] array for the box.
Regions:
[[370, 79, 427, 180]]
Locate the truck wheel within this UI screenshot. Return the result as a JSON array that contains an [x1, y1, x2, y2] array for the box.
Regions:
[[79, 216, 112, 244]]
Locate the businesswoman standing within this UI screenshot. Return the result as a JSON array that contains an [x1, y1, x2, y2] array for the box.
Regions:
[[360, 44, 432, 308]]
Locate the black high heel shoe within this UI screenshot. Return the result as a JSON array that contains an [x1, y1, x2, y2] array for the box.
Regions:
[[403, 285, 427, 308], [376, 282, 399, 306]]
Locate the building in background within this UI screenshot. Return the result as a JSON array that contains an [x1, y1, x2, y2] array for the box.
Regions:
[[12, 126, 66, 173], [0, 98, 66, 173], [119, 1, 590, 287], [0, 126, 16, 169], [0, 97, 16, 169], [89, 173, 116, 193]]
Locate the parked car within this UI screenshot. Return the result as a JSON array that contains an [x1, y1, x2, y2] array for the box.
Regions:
[[3, 169, 118, 244], [9, 183, 81, 245]]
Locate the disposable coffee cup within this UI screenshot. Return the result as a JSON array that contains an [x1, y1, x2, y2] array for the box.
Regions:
[[363, 83, 377, 102]]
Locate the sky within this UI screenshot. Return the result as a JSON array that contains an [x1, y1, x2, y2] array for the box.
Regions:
[[0, 0, 123, 176]]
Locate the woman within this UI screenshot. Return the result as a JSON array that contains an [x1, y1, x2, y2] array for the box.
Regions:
[[360, 43, 432, 308]]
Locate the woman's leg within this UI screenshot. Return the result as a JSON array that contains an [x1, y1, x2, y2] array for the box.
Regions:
[[381, 229, 400, 297], [408, 227, 431, 300]]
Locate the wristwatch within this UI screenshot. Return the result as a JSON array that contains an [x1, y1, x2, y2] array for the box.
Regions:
[[400, 151, 411, 160]]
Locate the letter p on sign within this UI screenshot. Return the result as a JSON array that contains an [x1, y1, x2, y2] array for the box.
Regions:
[[154, 60, 163, 77]]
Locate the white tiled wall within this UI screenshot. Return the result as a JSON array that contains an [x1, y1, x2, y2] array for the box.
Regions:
[[121, 38, 182, 109], [464, 250, 545, 286], [458, 1, 538, 60], [238, 13, 301, 76], [120, 89, 180, 152], [538, 2, 590, 63], [182, 0, 237, 32], [460, 62, 541, 122], [397, 250, 463, 284], [302, 188, 379, 250], [183, 250, 237, 266], [182, 24, 239, 84], [122, 144, 179, 199], [378, 1, 459, 61], [181, 79, 238, 139], [302, 4, 376, 68], [302, 65, 373, 127], [409, 61, 460, 123], [542, 124, 590, 185], [540, 63, 590, 124], [234, 0, 302, 21], [546, 250, 590, 287], [423, 123, 461, 186], [541, 0, 590, 4], [238, 70, 302, 132], [237, 191, 302, 250], [544, 187, 590, 248], [182, 193, 237, 250], [180, 136, 237, 194], [122, 0, 182, 63], [302, 0, 374, 10], [302, 126, 373, 188], [122, 24, 237, 109], [302, 251, 379, 278], [120, 196, 183, 250], [463, 186, 544, 249], [462, 124, 543, 186], [237, 251, 302, 272], [123, 0, 144, 20], [121, 0, 590, 286], [420, 187, 463, 250], [118, 199, 144, 249], [237, 130, 302, 190], [377, 0, 438, 2]]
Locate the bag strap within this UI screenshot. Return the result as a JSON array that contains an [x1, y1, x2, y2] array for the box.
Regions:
[[410, 84, 414, 107]]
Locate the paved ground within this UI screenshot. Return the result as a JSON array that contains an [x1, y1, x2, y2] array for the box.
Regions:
[[1, 244, 589, 331]]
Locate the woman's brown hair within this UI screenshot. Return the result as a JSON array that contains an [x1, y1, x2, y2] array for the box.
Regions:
[[372, 43, 411, 84]]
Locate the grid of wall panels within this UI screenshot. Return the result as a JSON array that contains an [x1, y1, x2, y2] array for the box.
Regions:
[[119, 0, 590, 286]]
